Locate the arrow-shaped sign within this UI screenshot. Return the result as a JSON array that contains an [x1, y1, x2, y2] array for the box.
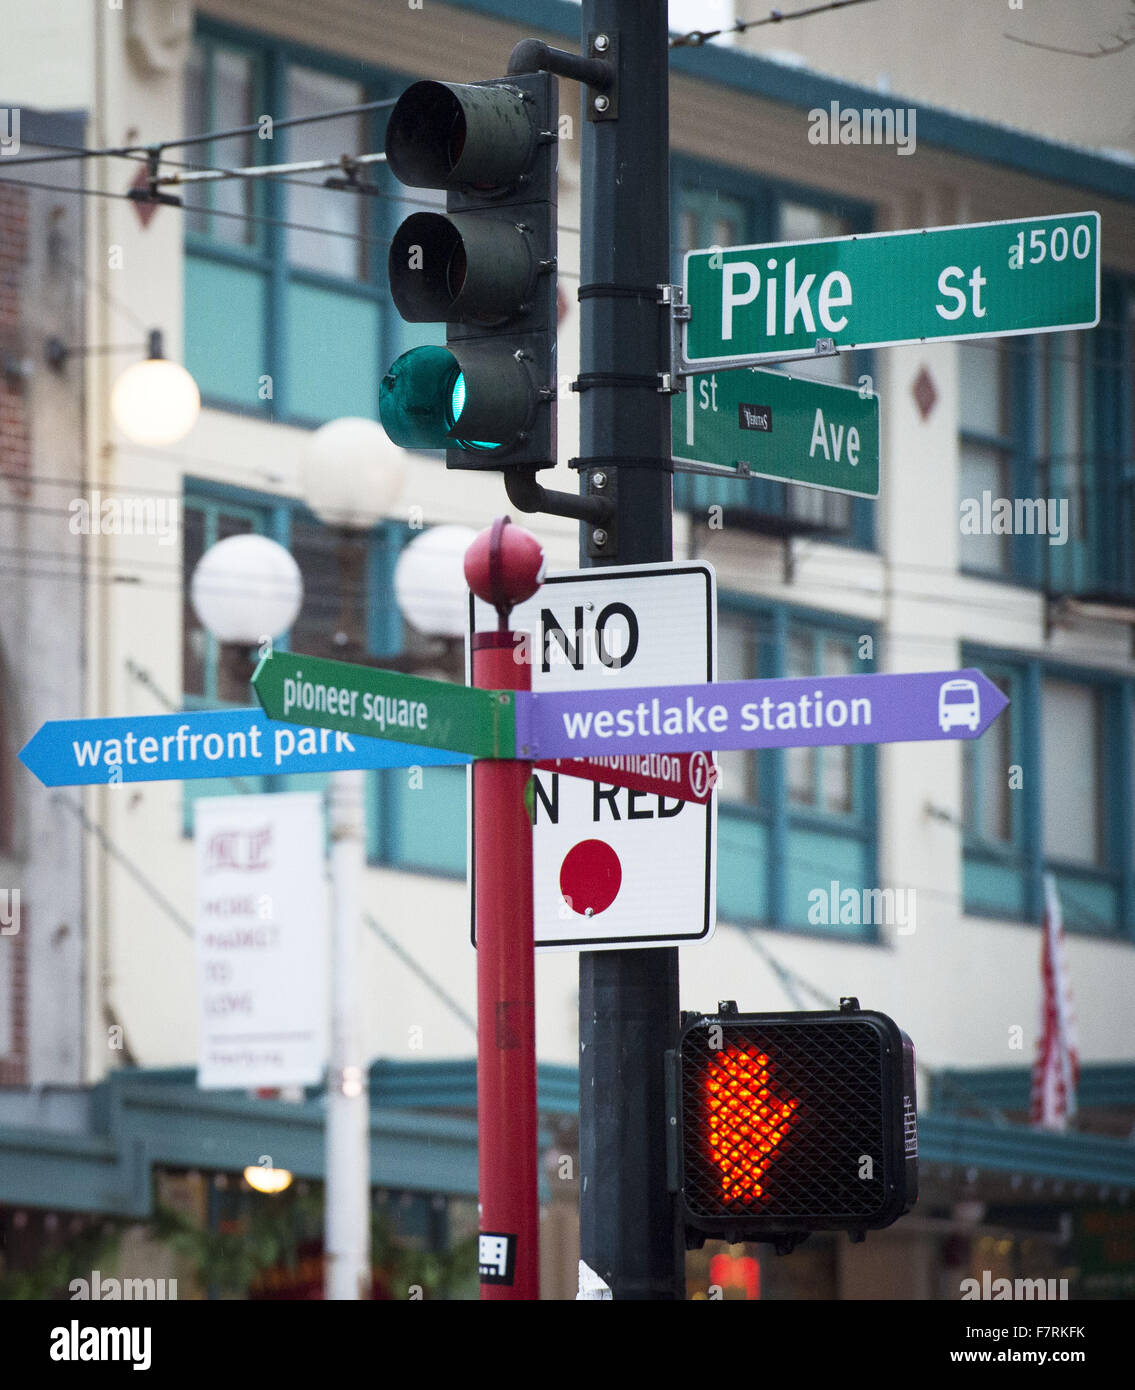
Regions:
[[514, 669, 1008, 759], [18, 707, 471, 788], [535, 752, 718, 805], [252, 650, 513, 759]]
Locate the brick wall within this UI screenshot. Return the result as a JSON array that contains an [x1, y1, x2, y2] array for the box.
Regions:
[[0, 181, 30, 498]]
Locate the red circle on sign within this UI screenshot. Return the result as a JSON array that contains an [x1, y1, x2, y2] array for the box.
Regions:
[[559, 839, 622, 917]]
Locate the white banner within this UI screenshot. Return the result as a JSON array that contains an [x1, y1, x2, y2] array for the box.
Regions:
[[195, 793, 326, 1088]]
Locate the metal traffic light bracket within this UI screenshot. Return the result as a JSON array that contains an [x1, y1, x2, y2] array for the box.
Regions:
[[507, 35, 616, 120]]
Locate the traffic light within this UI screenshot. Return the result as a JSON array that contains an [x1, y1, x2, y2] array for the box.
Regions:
[[379, 74, 558, 470], [673, 998, 918, 1251]]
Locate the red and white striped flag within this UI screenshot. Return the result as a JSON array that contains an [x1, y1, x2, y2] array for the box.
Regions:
[[1030, 874, 1080, 1131]]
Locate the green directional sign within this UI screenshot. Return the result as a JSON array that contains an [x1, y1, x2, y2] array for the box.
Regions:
[[685, 211, 1100, 364], [253, 651, 514, 759], [672, 368, 879, 497]]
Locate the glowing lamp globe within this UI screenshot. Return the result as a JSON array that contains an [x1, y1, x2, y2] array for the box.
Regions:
[[190, 534, 303, 644], [302, 416, 407, 530], [110, 357, 201, 446], [393, 524, 478, 639], [243, 1164, 294, 1195], [464, 517, 545, 624]]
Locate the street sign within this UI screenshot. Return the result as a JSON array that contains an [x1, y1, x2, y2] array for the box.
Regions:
[[684, 212, 1100, 365], [469, 562, 717, 952], [253, 649, 510, 759], [18, 707, 471, 787], [673, 368, 879, 496], [516, 668, 1008, 759], [535, 751, 718, 806]]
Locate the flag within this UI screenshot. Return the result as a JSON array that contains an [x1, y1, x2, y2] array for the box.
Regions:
[[1029, 874, 1079, 1130]]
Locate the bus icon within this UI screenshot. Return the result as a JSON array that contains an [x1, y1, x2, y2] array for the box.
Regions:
[[938, 678, 981, 733]]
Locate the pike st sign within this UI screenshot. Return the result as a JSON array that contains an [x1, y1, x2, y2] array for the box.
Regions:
[[684, 212, 1100, 366]]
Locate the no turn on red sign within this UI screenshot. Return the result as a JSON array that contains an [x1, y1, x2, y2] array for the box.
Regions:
[[468, 562, 718, 951]]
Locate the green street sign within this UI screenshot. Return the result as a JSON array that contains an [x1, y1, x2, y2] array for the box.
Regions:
[[684, 212, 1100, 365], [252, 650, 514, 759], [672, 368, 879, 497]]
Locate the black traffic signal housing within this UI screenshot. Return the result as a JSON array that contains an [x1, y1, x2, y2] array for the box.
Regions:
[[379, 74, 557, 470], [671, 998, 918, 1251]]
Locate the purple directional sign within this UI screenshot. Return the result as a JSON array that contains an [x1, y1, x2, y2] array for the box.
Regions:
[[514, 668, 1007, 760]]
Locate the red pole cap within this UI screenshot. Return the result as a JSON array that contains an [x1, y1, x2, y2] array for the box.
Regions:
[[464, 516, 545, 630]]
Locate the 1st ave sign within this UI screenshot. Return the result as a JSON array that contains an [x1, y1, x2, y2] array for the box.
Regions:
[[673, 367, 879, 496], [684, 212, 1100, 365]]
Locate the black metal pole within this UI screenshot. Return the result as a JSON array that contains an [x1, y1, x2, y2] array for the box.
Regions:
[[576, 0, 683, 1299]]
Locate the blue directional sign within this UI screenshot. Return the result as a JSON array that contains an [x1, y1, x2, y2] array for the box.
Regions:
[[514, 668, 1008, 760], [18, 708, 471, 787]]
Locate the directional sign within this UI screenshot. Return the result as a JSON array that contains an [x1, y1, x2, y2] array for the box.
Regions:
[[673, 368, 879, 496], [535, 751, 718, 806], [470, 562, 717, 952], [685, 212, 1100, 365], [18, 707, 471, 787], [253, 650, 510, 759], [516, 668, 1008, 759]]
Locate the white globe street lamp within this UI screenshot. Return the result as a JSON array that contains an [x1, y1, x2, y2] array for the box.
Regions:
[[189, 533, 303, 645], [393, 523, 478, 642], [110, 331, 200, 447], [301, 417, 407, 531]]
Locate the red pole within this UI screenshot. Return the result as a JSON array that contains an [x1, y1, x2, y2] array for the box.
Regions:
[[467, 520, 543, 1301]]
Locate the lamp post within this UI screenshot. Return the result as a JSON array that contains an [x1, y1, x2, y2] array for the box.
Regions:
[[300, 421, 473, 1300], [302, 416, 406, 1301]]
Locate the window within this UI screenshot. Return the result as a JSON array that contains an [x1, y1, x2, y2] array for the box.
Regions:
[[962, 672, 1014, 846], [182, 43, 261, 245], [670, 159, 874, 548], [958, 340, 1015, 574], [183, 26, 401, 424], [181, 481, 466, 873], [962, 650, 1131, 937], [182, 496, 268, 705], [715, 602, 876, 936], [1041, 679, 1102, 867], [285, 66, 367, 279], [958, 275, 1135, 597]]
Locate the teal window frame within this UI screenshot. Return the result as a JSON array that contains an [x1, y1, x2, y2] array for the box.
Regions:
[[716, 596, 878, 939], [181, 480, 464, 875], [962, 643, 1134, 939], [959, 274, 1135, 599], [185, 19, 419, 426], [670, 153, 876, 552], [180, 480, 403, 840]]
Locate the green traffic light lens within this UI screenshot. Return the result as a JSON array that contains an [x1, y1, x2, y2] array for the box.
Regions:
[[378, 347, 501, 453], [450, 370, 465, 422], [447, 370, 499, 452]]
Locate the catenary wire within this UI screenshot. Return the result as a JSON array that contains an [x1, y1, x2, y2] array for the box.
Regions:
[[670, 0, 885, 47]]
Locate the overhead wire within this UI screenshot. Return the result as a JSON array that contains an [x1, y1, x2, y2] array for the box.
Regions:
[[670, 0, 885, 47]]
